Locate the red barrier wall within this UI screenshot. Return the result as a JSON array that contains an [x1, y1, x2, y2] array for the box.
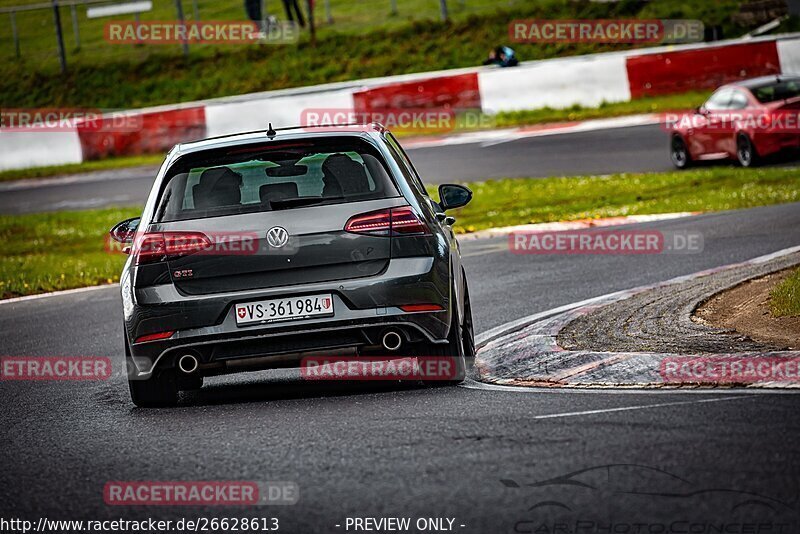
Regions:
[[626, 41, 780, 99], [352, 73, 480, 112], [77, 107, 206, 160]]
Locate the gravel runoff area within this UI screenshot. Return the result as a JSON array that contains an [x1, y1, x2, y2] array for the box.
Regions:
[[558, 252, 800, 354], [475, 250, 800, 388]]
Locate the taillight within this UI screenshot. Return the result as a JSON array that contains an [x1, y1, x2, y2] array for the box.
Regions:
[[399, 304, 444, 312], [344, 207, 428, 236], [133, 232, 212, 265], [134, 330, 175, 343]]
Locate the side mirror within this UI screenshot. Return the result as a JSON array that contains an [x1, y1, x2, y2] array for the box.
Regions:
[[438, 184, 472, 211], [109, 217, 140, 252], [696, 106, 709, 115]]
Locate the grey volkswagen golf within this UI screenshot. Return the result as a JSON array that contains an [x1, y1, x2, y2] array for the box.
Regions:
[[109, 123, 474, 406]]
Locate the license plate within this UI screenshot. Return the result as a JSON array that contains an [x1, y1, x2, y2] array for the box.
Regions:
[[235, 294, 334, 326]]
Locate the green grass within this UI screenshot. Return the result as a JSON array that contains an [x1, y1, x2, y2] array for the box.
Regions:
[[430, 167, 800, 233], [771, 268, 800, 317], [0, 207, 140, 299], [3, 166, 799, 299], [0, 0, 744, 109], [0, 153, 165, 182]]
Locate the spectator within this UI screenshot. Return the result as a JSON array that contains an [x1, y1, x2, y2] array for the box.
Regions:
[[244, 0, 262, 24], [282, 0, 306, 28], [483, 45, 519, 67]]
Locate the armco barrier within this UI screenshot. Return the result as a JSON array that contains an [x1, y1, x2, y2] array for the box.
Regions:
[[77, 106, 206, 160], [3, 33, 800, 172], [626, 40, 781, 98], [352, 73, 480, 112]]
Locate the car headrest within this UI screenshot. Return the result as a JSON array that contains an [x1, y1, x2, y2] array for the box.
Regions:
[[321, 153, 370, 196], [193, 167, 242, 209], [260, 182, 299, 205]]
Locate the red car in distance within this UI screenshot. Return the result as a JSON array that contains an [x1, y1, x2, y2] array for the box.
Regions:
[[669, 75, 800, 168]]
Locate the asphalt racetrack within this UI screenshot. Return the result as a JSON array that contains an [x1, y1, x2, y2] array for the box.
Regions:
[[1, 201, 799, 530], [0, 124, 672, 215]]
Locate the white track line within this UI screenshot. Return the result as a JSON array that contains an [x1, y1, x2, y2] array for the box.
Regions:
[[0, 283, 117, 305], [528, 396, 747, 419], [460, 377, 800, 395]]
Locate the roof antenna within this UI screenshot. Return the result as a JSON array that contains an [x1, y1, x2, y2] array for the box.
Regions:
[[267, 122, 276, 139]]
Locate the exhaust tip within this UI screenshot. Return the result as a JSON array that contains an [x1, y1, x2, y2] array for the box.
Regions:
[[381, 331, 403, 351], [178, 354, 199, 374]]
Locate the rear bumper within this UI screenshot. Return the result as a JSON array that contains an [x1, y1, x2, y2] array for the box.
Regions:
[[124, 256, 452, 378]]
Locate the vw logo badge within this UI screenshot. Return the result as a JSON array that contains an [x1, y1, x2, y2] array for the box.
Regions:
[[267, 226, 289, 248]]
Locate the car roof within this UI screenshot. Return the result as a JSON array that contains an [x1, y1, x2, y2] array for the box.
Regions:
[[727, 75, 800, 90], [174, 122, 389, 156]]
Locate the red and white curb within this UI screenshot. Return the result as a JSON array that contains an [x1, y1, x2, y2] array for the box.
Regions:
[[472, 245, 800, 390]]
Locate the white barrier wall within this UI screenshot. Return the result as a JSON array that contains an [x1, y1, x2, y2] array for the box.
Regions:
[[777, 38, 800, 74], [0, 131, 83, 171], [204, 89, 355, 138], [3, 34, 799, 173], [478, 52, 631, 113]]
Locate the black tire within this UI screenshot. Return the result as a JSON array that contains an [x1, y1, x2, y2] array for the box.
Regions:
[[736, 134, 760, 167], [670, 135, 691, 169], [126, 337, 179, 407], [461, 276, 475, 363], [413, 286, 466, 385]]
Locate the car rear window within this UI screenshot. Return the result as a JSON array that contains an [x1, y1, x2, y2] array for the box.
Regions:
[[752, 80, 800, 103], [155, 137, 399, 222]]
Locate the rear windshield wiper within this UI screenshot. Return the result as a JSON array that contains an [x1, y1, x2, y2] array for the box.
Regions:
[[269, 196, 344, 209]]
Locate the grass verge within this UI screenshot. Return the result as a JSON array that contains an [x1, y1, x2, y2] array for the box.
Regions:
[[0, 0, 743, 108], [0, 207, 140, 299], [437, 166, 800, 233], [770, 268, 800, 317], [2, 166, 799, 299]]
